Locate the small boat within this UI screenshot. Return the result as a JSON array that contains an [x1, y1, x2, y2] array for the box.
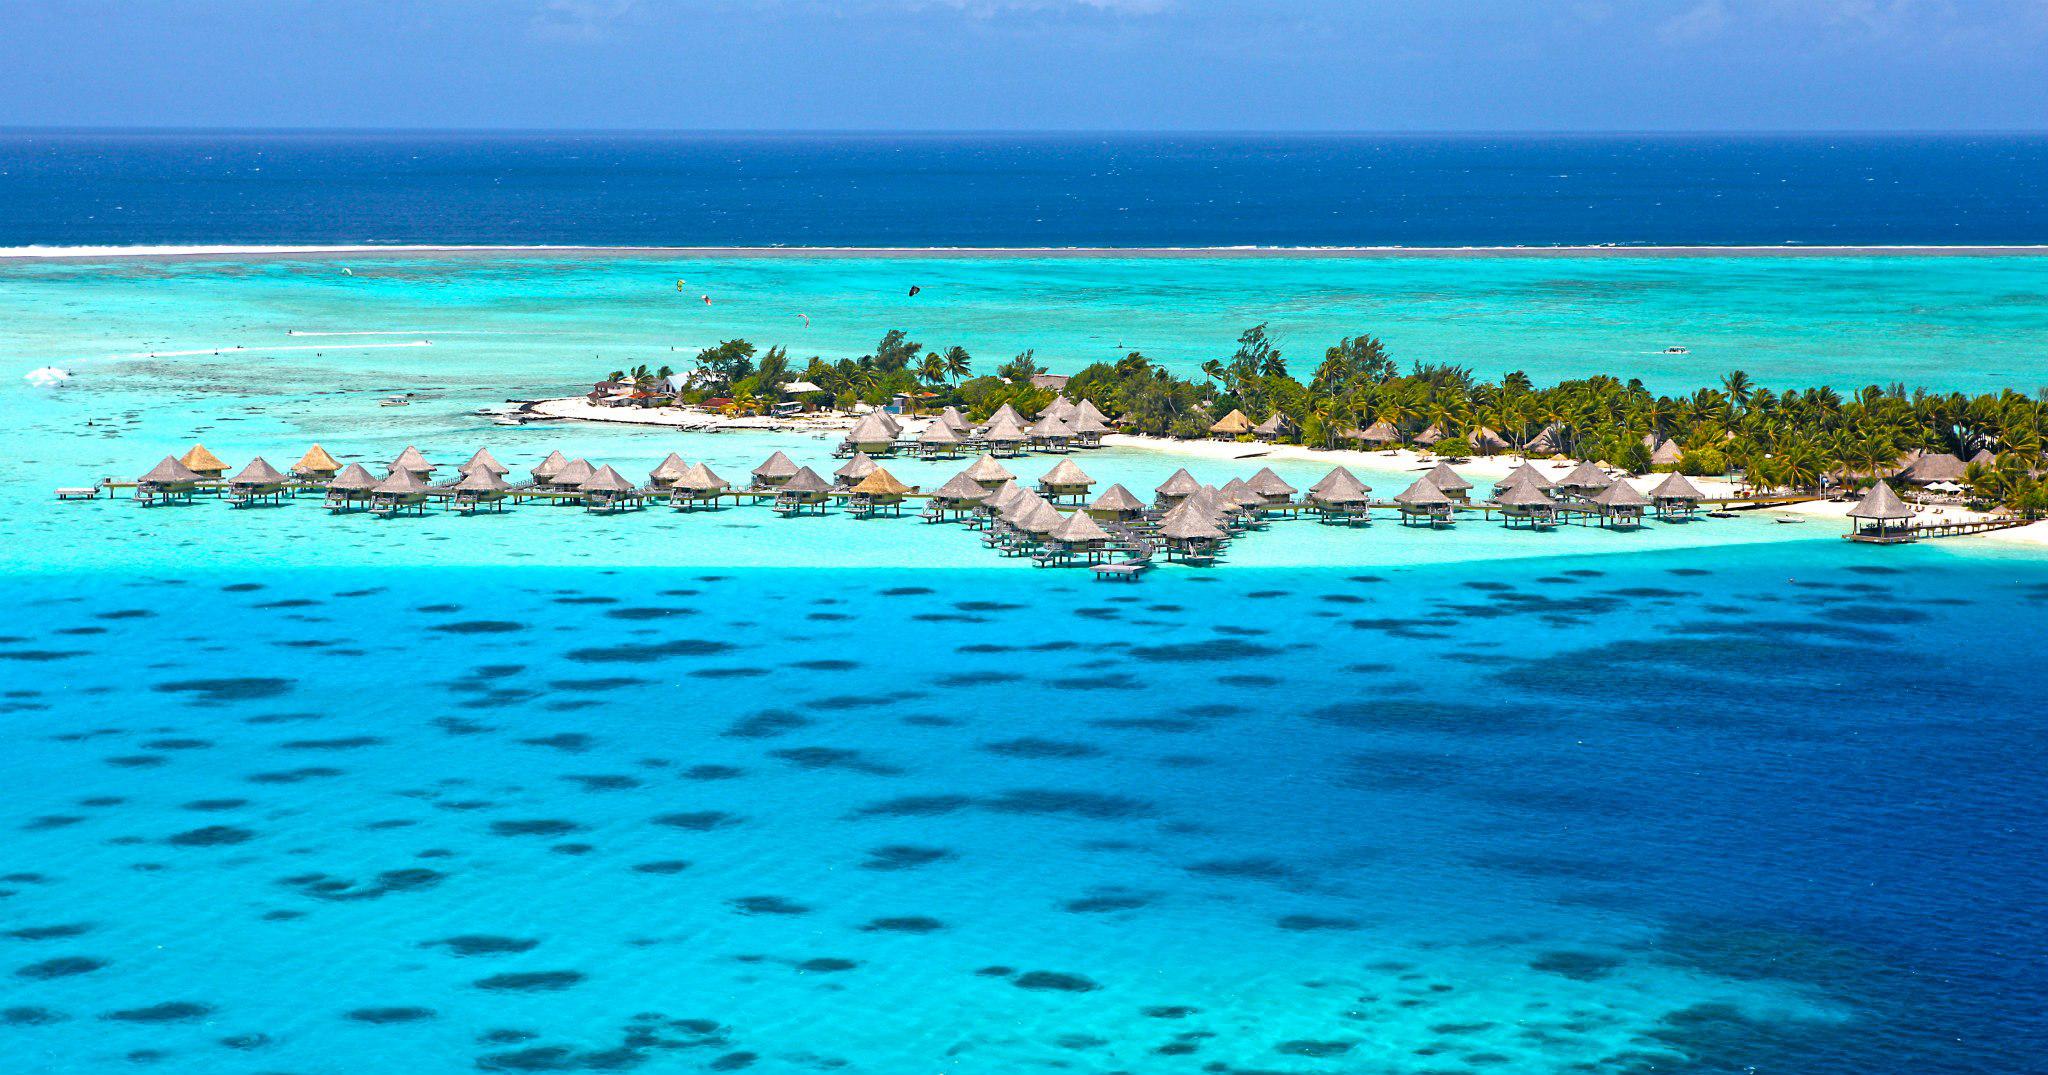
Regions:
[[1662, 346, 1690, 354], [1774, 516, 1805, 525], [380, 395, 411, 407], [1707, 510, 1737, 519]]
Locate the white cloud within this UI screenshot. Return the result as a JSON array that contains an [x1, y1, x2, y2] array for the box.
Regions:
[[1657, 0, 1729, 44], [529, 0, 641, 43]]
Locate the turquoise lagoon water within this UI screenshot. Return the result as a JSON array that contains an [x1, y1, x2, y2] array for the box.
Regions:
[[4, 255, 2048, 1074]]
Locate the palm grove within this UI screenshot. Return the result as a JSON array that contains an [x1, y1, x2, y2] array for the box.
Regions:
[[609, 324, 2048, 516]]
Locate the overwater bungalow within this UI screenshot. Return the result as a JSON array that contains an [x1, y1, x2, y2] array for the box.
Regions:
[[292, 444, 342, 483], [668, 463, 731, 511], [1156, 501, 1227, 564], [370, 467, 432, 517], [1497, 462, 1554, 495], [179, 444, 231, 480], [1897, 452, 1967, 487], [1154, 467, 1203, 508], [1252, 412, 1291, 442], [1086, 483, 1146, 522], [982, 416, 1029, 458], [1591, 478, 1650, 528], [1425, 463, 1473, 501], [389, 445, 434, 479], [1216, 478, 1270, 524], [324, 463, 379, 512], [1495, 482, 1558, 529], [842, 411, 900, 456], [751, 451, 801, 491], [1650, 440, 1685, 469], [1847, 480, 1914, 542], [963, 454, 1016, 491], [579, 465, 643, 514], [923, 471, 991, 522], [1394, 477, 1454, 527], [1246, 467, 1298, 506], [834, 452, 880, 490], [1647, 472, 1706, 519], [1067, 409, 1113, 448], [226, 457, 292, 507], [1037, 509, 1115, 566], [982, 403, 1026, 431], [549, 458, 597, 495], [136, 456, 205, 505], [1209, 409, 1255, 439], [917, 420, 965, 459], [938, 406, 973, 435], [1554, 460, 1615, 500], [647, 452, 691, 489], [1037, 459, 1096, 504], [1038, 396, 1077, 422], [1028, 413, 1076, 453], [530, 450, 570, 487], [1307, 467, 1372, 525], [773, 466, 834, 516], [460, 448, 510, 479], [450, 467, 511, 514], [848, 467, 914, 518]]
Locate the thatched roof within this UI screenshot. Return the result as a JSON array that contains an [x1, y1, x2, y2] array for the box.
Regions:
[[1018, 499, 1067, 535], [1209, 409, 1255, 435], [987, 480, 1028, 513], [1647, 472, 1704, 501], [852, 467, 913, 496], [1089, 483, 1145, 513], [649, 452, 690, 482], [1247, 467, 1297, 498], [876, 410, 904, 437], [1048, 509, 1112, 544], [1394, 477, 1451, 506], [1310, 468, 1371, 504], [1157, 502, 1226, 540], [1413, 424, 1446, 446], [328, 463, 379, 492], [835, 452, 879, 483], [1217, 478, 1265, 509], [464, 448, 510, 476], [845, 411, 898, 445], [1037, 396, 1077, 422], [671, 463, 730, 493], [1502, 463, 1554, 490], [1426, 462, 1472, 492], [373, 467, 429, 495], [939, 406, 972, 433], [390, 445, 433, 474], [1345, 419, 1402, 444], [1649, 440, 1685, 466], [180, 444, 229, 473], [552, 458, 596, 487], [140, 456, 203, 484], [1039, 459, 1094, 487], [1593, 479, 1650, 508], [1967, 448, 1998, 468], [1898, 451, 1967, 485], [1467, 426, 1512, 454], [1001, 488, 1052, 521], [752, 451, 800, 480], [1075, 399, 1112, 426], [1556, 460, 1613, 490], [918, 420, 962, 446], [1068, 411, 1114, 436], [963, 454, 1015, 483], [1155, 468, 1203, 499], [983, 415, 1028, 442], [1029, 413, 1076, 439], [1495, 482, 1557, 508], [931, 472, 990, 501], [779, 466, 832, 495], [983, 403, 1025, 429], [229, 457, 288, 485], [294, 444, 341, 474], [1253, 412, 1290, 436], [580, 465, 635, 493], [531, 450, 569, 482], [1523, 424, 1565, 456], [1850, 480, 1912, 521], [455, 467, 510, 492]]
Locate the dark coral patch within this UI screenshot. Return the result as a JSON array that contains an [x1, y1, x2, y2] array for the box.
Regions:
[[15, 957, 107, 980], [861, 917, 944, 934], [347, 1006, 436, 1024], [729, 896, 809, 916], [631, 860, 692, 875], [654, 811, 740, 831], [1012, 971, 1099, 992], [427, 936, 540, 957], [153, 677, 294, 702], [490, 820, 584, 837], [168, 825, 256, 847], [860, 845, 954, 870], [103, 1001, 214, 1023], [474, 971, 584, 993]]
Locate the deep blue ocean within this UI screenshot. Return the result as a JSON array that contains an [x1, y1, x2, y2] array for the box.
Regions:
[[2, 131, 2046, 247]]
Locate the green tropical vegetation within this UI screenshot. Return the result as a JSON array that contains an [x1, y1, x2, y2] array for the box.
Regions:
[[603, 325, 2048, 517]]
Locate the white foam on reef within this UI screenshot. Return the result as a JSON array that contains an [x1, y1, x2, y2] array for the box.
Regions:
[[105, 342, 431, 359]]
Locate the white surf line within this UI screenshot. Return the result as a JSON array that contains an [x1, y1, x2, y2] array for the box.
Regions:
[[285, 330, 498, 337], [107, 341, 432, 359]]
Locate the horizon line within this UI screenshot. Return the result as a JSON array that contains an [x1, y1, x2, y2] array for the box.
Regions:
[[4, 126, 2048, 138]]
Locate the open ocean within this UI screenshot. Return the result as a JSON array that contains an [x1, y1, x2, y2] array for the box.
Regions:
[[3, 134, 2048, 1074]]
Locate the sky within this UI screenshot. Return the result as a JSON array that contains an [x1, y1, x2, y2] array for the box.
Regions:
[[3, 0, 2046, 131]]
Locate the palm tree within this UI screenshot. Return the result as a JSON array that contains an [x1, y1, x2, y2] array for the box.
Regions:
[[918, 354, 947, 387], [943, 345, 972, 382], [1199, 359, 1226, 386], [1721, 370, 1753, 412]]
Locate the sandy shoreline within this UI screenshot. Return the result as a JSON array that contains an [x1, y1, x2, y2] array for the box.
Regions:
[[8, 243, 2048, 263]]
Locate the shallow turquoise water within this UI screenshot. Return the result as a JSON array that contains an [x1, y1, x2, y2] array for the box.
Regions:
[[4, 256, 2047, 1073]]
